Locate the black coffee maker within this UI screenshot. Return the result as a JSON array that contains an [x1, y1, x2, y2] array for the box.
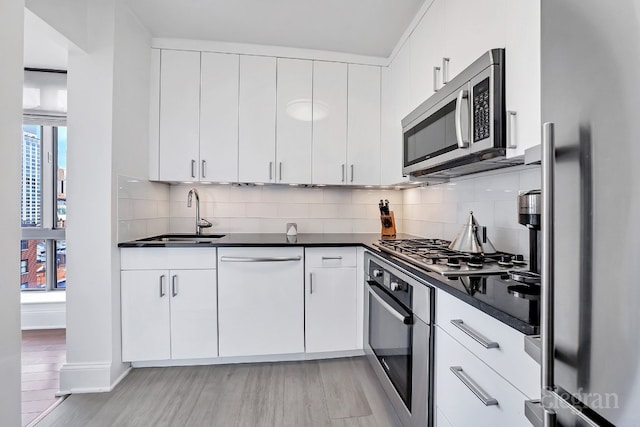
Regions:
[[518, 189, 542, 275]]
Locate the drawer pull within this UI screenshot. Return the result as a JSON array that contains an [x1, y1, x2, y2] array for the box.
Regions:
[[450, 366, 499, 406], [450, 319, 500, 349], [321, 256, 343, 260]]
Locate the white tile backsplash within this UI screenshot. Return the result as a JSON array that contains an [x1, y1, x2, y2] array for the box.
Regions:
[[165, 184, 405, 235], [402, 165, 541, 259], [116, 165, 540, 256], [117, 176, 170, 242]]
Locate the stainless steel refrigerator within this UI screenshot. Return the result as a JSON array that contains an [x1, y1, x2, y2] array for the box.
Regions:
[[531, 0, 640, 426]]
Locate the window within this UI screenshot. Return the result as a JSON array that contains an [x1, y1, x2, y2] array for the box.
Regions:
[[21, 69, 67, 292], [20, 126, 67, 291]]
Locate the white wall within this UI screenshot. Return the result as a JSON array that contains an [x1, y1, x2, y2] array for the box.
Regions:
[[403, 166, 541, 256], [0, 0, 25, 424], [58, 0, 151, 393]]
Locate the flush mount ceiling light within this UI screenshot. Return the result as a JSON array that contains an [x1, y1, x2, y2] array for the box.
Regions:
[[286, 99, 330, 122]]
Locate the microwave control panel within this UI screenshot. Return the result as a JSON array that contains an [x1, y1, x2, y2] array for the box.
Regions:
[[473, 77, 491, 142]]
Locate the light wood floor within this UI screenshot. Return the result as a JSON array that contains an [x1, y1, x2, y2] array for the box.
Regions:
[[22, 329, 66, 426], [36, 356, 402, 427]]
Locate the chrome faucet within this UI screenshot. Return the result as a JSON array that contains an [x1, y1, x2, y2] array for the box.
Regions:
[[187, 188, 212, 235]]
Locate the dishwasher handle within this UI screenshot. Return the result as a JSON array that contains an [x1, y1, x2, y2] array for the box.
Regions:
[[220, 256, 302, 263]]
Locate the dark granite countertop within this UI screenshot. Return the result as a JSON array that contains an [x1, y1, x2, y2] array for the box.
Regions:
[[119, 232, 538, 335], [117, 232, 419, 248]]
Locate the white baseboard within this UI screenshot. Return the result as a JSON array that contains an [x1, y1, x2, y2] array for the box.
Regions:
[[59, 362, 131, 395], [131, 349, 365, 368], [21, 301, 66, 330]]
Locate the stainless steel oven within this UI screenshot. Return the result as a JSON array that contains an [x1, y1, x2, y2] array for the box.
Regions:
[[364, 252, 433, 427]]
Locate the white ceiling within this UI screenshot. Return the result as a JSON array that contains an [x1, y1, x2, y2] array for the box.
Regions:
[[126, 0, 426, 57]]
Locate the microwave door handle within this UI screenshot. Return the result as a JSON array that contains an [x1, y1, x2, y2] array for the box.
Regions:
[[455, 89, 470, 149]]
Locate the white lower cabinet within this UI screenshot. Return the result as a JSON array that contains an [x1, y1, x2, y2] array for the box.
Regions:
[[436, 326, 530, 427], [217, 247, 304, 357], [121, 268, 217, 362], [120, 248, 218, 362], [305, 247, 358, 353]]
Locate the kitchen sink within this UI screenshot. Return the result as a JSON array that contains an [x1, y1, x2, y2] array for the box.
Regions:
[[138, 233, 226, 243]]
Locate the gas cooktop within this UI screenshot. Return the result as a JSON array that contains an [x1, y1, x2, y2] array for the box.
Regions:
[[372, 238, 540, 329], [373, 238, 529, 277]]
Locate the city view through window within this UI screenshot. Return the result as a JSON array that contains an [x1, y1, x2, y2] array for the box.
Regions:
[[20, 125, 67, 290]]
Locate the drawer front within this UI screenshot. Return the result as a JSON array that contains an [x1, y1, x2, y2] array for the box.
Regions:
[[121, 248, 217, 270], [305, 247, 357, 268], [436, 290, 540, 399], [436, 327, 531, 427]]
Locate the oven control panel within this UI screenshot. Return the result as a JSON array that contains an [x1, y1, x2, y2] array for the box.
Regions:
[[368, 260, 412, 308]]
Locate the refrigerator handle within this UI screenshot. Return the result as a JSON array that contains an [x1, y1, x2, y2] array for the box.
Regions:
[[541, 122, 557, 426]]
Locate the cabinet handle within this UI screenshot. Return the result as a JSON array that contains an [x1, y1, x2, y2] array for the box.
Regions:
[[201, 160, 207, 178], [507, 111, 517, 149], [450, 366, 498, 406], [341, 164, 345, 182], [191, 160, 196, 178], [450, 319, 499, 349], [171, 274, 178, 297], [309, 272, 313, 295], [159, 275, 166, 297], [279, 162, 282, 181], [269, 161, 273, 180], [350, 164, 354, 183], [442, 57, 450, 85], [321, 256, 343, 260], [433, 66, 441, 92]]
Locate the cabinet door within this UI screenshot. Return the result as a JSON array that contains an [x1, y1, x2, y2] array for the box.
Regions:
[[238, 55, 277, 183], [380, 67, 400, 185], [312, 61, 348, 185], [200, 52, 239, 182], [305, 268, 358, 353], [443, 0, 507, 81], [217, 247, 304, 357], [411, 0, 445, 104], [347, 64, 381, 185], [505, 0, 541, 158], [276, 58, 312, 184], [169, 269, 218, 359], [159, 50, 201, 181], [121, 270, 171, 362]]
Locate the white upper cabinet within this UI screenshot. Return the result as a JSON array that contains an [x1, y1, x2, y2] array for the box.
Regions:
[[276, 58, 313, 184], [443, 0, 507, 82], [159, 50, 201, 181], [347, 64, 381, 186], [380, 66, 405, 185], [238, 55, 277, 183], [410, 0, 445, 106], [312, 61, 348, 185], [200, 52, 240, 182], [505, 0, 541, 157]]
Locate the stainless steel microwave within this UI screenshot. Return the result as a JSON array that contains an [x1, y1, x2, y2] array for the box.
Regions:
[[402, 49, 520, 178]]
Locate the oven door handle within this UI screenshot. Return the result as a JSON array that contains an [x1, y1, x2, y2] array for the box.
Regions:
[[368, 282, 412, 325]]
